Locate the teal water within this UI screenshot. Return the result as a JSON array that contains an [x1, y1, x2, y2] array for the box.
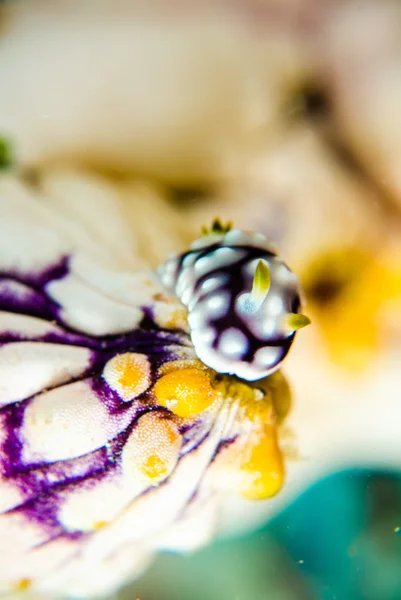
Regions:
[[130, 470, 401, 600]]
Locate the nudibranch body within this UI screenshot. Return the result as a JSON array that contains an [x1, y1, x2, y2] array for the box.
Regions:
[[159, 221, 310, 381]]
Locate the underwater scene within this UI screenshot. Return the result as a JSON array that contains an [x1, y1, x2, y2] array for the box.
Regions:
[[0, 1, 400, 599]]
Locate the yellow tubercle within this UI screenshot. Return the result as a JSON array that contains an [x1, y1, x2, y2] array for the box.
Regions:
[[141, 454, 168, 480], [102, 352, 151, 401], [152, 368, 215, 418], [239, 426, 284, 500], [122, 412, 182, 485]]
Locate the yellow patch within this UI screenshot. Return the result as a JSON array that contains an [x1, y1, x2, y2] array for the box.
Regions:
[[153, 300, 190, 331], [168, 309, 188, 329], [215, 375, 276, 425], [208, 375, 287, 500], [122, 412, 182, 485], [303, 246, 401, 371], [261, 370, 292, 424], [141, 454, 168, 480], [153, 368, 215, 418], [103, 352, 151, 401], [158, 358, 207, 376], [13, 578, 31, 591], [239, 427, 284, 500]]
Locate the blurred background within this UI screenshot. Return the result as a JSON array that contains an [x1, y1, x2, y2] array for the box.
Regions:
[[130, 469, 401, 600], [0, 0, 400, 598]]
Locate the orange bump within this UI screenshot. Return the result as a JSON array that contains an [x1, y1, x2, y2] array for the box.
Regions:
[[103, 352, 151, 401], [122, 412, 182, 485], [240, 427, 284, 500], [153, 368, 215, 418], [141, 454, 168, 480], [14, 578, 31, 591]]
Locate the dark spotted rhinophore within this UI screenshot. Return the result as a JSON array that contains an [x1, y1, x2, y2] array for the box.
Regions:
[[159, 220, 310, 381]]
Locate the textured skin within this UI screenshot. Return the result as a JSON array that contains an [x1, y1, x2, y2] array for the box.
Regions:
[[158, 229, 303, 380], [0, 178, 289, 598]]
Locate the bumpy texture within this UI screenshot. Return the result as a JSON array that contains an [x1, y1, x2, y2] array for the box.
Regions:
[[0, 179, 290, 598], [159, 227, 306, 381]]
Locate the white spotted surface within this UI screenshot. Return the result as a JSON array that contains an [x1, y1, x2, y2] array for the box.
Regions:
[[58, 472, 143, 533], [21, 381, 140, 463], [0, 342, 91, 406], [0, 311, 64, 339], [0, 477, 25, 515], [46, 275, 144, 336], [158, 228, 303, 380]]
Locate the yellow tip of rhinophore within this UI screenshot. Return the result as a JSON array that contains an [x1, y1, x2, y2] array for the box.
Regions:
[[285, 313, 311, 330], [250, 259, 271, 306]]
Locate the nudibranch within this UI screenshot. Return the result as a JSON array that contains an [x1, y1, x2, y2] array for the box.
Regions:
[[159, 219, 310, 381], [0, 181, 298, 598]]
